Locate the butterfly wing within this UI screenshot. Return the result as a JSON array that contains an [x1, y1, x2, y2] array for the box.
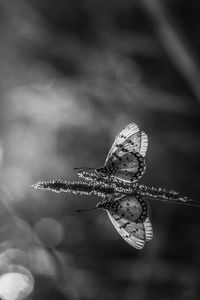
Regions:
[[143, 217, 153, 241], [105, 151, 146, 182], [115, 194, 148, 223], [107, 211, 153, 249], [105, 123, 148, 163], [103, 123, 147, 182]]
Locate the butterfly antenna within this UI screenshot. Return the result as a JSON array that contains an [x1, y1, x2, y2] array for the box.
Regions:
[[76, 207, 98, 213], [74, 167, 95, 172]]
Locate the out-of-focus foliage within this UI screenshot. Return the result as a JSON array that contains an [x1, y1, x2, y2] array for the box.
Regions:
[[0, 0, 199, 299]]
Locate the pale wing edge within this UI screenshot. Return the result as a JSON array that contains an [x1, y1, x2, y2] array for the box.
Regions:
[[107, 211, 145, 249], [114, 123, 140, 141], [140, 131, 148, 157], [105, 123, 140, 163], [143, 217, 153, 241]]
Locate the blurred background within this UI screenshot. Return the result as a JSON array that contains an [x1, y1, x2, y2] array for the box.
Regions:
[[0, 0, 200, 299]]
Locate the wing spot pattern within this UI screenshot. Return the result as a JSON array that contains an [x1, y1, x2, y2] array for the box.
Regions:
[[106, 199, 151, 249], [120, 222, 130, 229], [113, 153, 120, 160], [123, 197, 148, 223], [98, 123, 148, 183]]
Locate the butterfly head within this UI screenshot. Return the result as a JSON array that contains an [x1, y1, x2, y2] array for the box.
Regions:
[[96, 199, 119, 210]]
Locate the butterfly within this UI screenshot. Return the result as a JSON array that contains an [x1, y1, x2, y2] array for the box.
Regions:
[[77, 122, 153, 249], [95, 123, 148, 183], [96, 194, 153, 249]]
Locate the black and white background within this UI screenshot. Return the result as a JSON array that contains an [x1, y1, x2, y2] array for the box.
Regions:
[[0, 1, 199, 300]]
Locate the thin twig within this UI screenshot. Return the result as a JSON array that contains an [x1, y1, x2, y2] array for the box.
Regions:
[[32, 178, 200, 207]]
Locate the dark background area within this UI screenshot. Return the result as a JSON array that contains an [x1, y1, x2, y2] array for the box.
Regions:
[[0, 0, 200, 299]]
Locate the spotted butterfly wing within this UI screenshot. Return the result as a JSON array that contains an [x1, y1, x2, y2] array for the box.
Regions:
[[107, 213, 153, 249], [98, 195, 153, 249], [104, 151, 146, 182], [108, 194, 149, 223], [98, 123, 148, 182], [106, 123, 148, 162]]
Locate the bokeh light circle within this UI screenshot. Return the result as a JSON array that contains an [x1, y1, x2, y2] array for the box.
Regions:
[[0, 264, 34, 300], [34, 217, 64, 248]]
